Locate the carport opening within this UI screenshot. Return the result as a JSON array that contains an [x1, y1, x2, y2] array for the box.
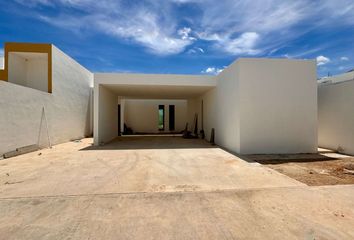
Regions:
[[95, 82, 216, 146]]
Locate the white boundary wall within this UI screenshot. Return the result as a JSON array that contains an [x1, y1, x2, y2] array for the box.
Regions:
[[318, 72, 354, 155], [0, 45, 93, 156]]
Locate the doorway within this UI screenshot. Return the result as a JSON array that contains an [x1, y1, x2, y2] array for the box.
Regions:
[[169, 105, 175, 131], [118, 104, 121, 136]]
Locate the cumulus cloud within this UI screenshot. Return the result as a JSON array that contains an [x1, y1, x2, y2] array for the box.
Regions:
[[201, 66, 225, 75], [340, 56, 349, 61], [0, 48, 3, 57], [317, 56, 330, 66]]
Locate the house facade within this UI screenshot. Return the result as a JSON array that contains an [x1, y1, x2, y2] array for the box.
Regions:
[[0, 42, 318, 156]]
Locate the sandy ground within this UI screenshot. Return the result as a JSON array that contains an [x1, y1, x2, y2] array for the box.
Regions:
[[245, 149, 354, 186], [0, 137, 303, 198], [0, 136, 353, 239]]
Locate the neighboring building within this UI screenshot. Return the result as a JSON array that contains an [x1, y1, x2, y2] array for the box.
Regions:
[[0, 42, 318, 156], [318, 71, 354, 155], [0, 43, 93, 156]]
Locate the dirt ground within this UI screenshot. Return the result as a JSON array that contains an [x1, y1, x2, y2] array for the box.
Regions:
[[245, 149, 354, 186]]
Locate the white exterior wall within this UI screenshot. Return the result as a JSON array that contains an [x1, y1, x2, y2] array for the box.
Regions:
[[200, 89, 217, 141], [120, 98, 125, 133], [124, 99, 187, 133], [50, 46, 93, 143], [186, 89, 217, 141], [197, 58, 317, 154], [215, 61, 241, 152], [186, 98, 198, 131], [96, 85, 117, 144], [238, 59, 317, 154], [318, 72, 354, 155], [0, 45, 93, 156]]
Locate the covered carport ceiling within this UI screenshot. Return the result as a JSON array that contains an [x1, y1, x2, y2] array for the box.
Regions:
[[95, 73, 217, 99], [102, 84, 214, 99]]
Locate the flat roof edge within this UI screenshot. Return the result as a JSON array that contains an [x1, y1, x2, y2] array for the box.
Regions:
[[94, 72, 215, 78]]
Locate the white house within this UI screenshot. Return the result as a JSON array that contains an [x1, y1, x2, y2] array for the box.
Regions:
[[0, 42, 318, 156], [94, 58, 318, 154]]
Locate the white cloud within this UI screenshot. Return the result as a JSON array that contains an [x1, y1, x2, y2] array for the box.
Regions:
[[194, 0, 354, 56], [201, 66, 225, 75], [95, 12, 193, 55], [223, 32, 260, 55], [198, 31, 260, 55], [177, 27, 196, 41], [12, 0, 354, 57], [19, 0, 194, 55], [170, 0, 203, 3], [15, 0, 52, 6], [341, 56, 349, 61], [0, 48, 3, 57], [317, 55, 330, 66], [196, 47, 204, 53], [187, 47, 204, 54]]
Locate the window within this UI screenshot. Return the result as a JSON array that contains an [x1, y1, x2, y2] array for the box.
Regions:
[[158, 105, 165, 131]]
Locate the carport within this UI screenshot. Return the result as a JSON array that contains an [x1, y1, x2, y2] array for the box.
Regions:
[[93, 73, 216, 145]]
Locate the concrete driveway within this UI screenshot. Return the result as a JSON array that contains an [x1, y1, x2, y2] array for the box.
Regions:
[[0, 136, 353, 239]]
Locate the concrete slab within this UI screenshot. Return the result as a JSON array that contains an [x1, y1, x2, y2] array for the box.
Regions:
[[1, 137, 353, 239], [0, 137, 302, 198], [0, 185, 353, 239]]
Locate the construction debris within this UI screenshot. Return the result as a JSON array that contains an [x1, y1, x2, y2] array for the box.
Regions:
[[2, 144, 39, 159]]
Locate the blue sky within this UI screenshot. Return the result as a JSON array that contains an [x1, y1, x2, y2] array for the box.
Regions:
[[0, 0, 353, 77]]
